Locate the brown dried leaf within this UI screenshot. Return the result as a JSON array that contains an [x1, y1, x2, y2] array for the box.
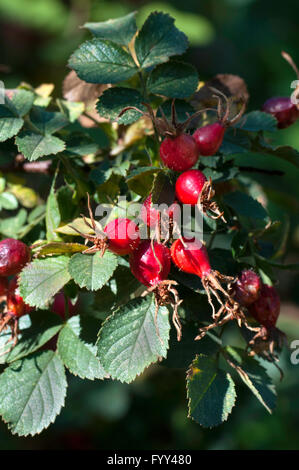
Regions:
[[191, 74, 249, 107], [62, 70, 109, 107]]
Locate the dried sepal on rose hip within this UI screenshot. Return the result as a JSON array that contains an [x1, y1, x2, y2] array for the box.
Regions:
[[129, 240, 182, 342], [175, 169, 226, 222], [0, 277, 33, 357], [70, 194, 140, 257], [170, 238, 258, 339], [193, 88, 246, 156]]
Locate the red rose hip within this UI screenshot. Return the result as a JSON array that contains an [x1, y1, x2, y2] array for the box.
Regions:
[[0, 277, 8, 296], [0, 238, 30, 277], [159, 134, 199, 171], [52, 291, 79, 319], [140, 194, 160, 228], [175, 169, 207, 205], [233, 269, 262, 306], [193, 122, 226, 156], [104, 218, 140, 256], [170, 237, 211, 278], [262, 97, 299, 129], [130, 240, 171, 287], [248, 284, 280, 328], [6, 278, 33, 318]]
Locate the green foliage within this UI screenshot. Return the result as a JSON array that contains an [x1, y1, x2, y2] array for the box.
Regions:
[[147, 61, 199, 98], [0, 8, 295, 438], [19, 256, 71, 308], [224, 347, 277, 414], [97, 296, 170, 383], [97, 87, 145, 124], [57, 315, 107, 380], [84, 11, 137, 46], [68, 39, 138, 84], [68, 251, 118, 291], [186, 355, 236, 427], [0, 351, 67, 436], [135, 12, 188, 69]]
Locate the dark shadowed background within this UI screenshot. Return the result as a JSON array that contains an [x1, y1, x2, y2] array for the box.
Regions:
[[0, 0, 298, 450]]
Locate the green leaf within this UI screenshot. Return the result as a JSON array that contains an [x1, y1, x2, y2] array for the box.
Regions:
[[220, 131, 251, 155], [224, 191, 268, 220], [0, 90, 35, 142], [224, 347, 276, 413], [19, 256, 71, 308], [0, 311, 63, 364], [135, 12, 188, 69], [56, 99, 85, 123], [147, 61, 198, 98], [33, 242, 86, 257], [15, 132, 65, 161], [84, 11, 137, 46], [126, 166, 161, 196], [0, 192, 18, 210], [97, 87, 145, 125], [253, 140, 299, 169], [0, 101, 23, 142], [28, 107, 68, 135], [0, 208, 27, 238], [57, 315, 107, 380], [0, 351, 67, 436], [68, 251, 118, 291], [235, 111, 277, 132], [55, 217, 96, 236], [64, 133, 99, 156], [68, 38, 138, 84], [7, 89, 35, 117], [186, 354, 236, 428], [97, 296, 170, 383], [46, 184, 61, 242]]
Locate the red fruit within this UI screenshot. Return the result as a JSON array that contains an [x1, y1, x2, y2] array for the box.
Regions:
[[6, 278, 32, 318], [262, 97, 299, 129], [234, 270, 262, 306], [193, 122, 226, 156], [0, 277, 8, 296], [175, 169, 207, 205], [0, 238, 30, 277], [129, 240, 171, 287], [141, 194, 160, 228], [141, 194, 179, 228], [159, 134, 199, 171], [104, 218, 140, 255], [248, 284, 280, 328], [170, 237, 211, 278], [52, 291, 79, 319]]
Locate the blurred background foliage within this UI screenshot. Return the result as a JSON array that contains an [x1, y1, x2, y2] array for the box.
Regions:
[[0, 0, 298, 450]]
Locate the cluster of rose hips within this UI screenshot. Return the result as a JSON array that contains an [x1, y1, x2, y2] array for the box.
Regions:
[[77, 93, 273, 345]]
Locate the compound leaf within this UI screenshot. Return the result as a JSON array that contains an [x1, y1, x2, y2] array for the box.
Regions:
[[97, 296, 170, 383], [0, 351, 67, 436]]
